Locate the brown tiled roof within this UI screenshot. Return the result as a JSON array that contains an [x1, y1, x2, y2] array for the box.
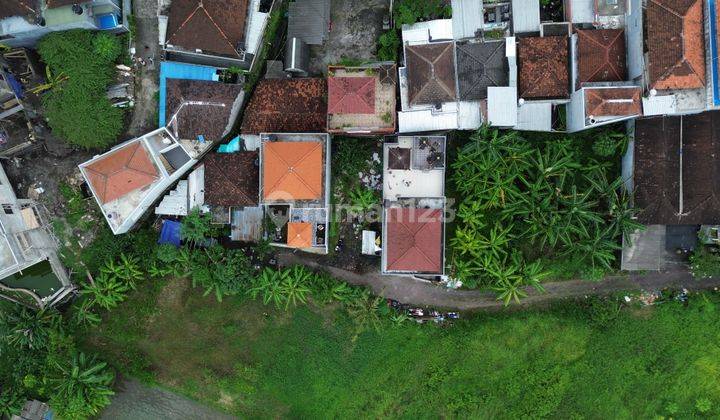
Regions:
[[584, 87, 641, 117], [405, 42, 457, 105], [634, 112, 720, 224], [263, 141, 323, 201], [646, 0, 705, 90], [165, 79, 243, 142], [240, 78, 327, 134], [0, 0, 36, 17], [84, 141, 159, 204], [518, 36, 569, 99], [386, 208, 443, 273], [45, 0, 80, 8], [166, 0, 248, 58], [203, 152, 258, 207], [576, 29, 626, 87]]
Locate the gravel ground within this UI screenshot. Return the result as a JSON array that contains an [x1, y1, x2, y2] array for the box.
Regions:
[[101, 379, 236, 420], [308, 0, 390, 75]]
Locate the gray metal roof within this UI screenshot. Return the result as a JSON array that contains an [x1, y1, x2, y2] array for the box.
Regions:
[[288, 0, 330, 45], [456, 40, 508, 100]]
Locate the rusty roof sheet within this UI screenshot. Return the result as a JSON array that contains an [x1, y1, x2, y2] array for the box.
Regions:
[[204, 152, 258, 207], [386, 207, 443, 273], [166, 0, 248, 58], [241, 78, 327, 134], [576, 29, 626, 87], [263, 141, 323, 201], [518, 36, 569, 99], [584, 87, 642, 117], [634, 112, 720, 224], [287, 222, 313, 248], [405, 42, 457, 105], [646, 0, 705, 90], [84, 141, 160, 204]]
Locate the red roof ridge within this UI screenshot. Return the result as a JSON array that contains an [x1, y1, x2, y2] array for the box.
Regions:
[[329, 77, 375, 114], [168, 3, 202, 44], [388, 220, 437, 269], [201, 4, 238, 55], [579, 30, 625, 81]]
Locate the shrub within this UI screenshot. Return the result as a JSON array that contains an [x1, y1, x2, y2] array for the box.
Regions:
[[92, 32, 122, 62], [689, 247, 720, 279], [377, 29, 400, 62], [181, 208, 214, 244], [37, 30, 124, 148]]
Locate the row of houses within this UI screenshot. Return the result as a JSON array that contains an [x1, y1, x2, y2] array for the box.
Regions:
[[73, 0, 720, 281]]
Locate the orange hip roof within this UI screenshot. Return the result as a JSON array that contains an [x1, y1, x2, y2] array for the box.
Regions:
[[263, 141, 323, 201], [84, 141, 160, 204], [287, 222, 313, 248]]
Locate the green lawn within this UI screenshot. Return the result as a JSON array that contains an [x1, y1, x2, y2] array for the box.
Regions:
[[81, 278, 720, 418]]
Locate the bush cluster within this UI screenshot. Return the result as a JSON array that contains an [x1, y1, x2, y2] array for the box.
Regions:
[[37, 30, 124, 149]]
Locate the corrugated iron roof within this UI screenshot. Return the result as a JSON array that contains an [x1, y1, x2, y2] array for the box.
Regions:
[[287, 0, 330, 45]]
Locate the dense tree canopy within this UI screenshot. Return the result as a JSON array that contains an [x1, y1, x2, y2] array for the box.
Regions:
[[37, 30, 124, 149], [449, 127, 640, 298]]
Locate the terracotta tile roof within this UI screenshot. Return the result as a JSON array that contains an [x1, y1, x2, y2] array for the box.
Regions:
[[456, 40, 508, 100], [203, 152, 258, 207], [634, 112, 720, 224], [166, 0, 248, 58], [584, 87, 642, 117], [405, 42, 457, 105], [386, 208, 443, 273], [327, 76, 375, 114], [241, 79, 327, 134], [646, 0, 705, 90], [576, 29, 626, 87], [0, 0, 36, 18], [518, 36, 569, 99], [84, 141, 159, 204], [287, 222, 313, 248], [263, 141, 323, 201], [166, 79, 243, 142]]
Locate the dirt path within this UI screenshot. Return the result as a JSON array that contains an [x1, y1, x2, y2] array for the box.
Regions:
[[101, 379, 235, 420], [278, 253, 720, 311], [126, 0, 161, 137]]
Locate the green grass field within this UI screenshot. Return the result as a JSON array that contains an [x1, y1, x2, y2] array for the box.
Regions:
[[81, 278, 720, 418]]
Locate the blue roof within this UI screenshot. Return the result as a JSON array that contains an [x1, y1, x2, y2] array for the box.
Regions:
[[96, 13, 118, 30], [158, 219, 182, 247], [159, 61, 220, 127], [711, 0, 720, 106]]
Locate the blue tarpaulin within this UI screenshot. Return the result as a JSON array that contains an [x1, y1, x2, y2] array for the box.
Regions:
[[4, 72, 23, 99], [217, 135, 242, 153], [159, 61, 220, 127], [158, 220, 182, 247]]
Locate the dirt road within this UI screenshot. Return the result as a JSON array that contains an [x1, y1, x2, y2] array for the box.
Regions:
[[101, 379, 235, 420], [278, 253, 719, 311]]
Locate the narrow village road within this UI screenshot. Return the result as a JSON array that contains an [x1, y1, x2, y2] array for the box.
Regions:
[[278, 253, 720, 311], [101, 379, 235, 420], [126, 0, 161, 136]]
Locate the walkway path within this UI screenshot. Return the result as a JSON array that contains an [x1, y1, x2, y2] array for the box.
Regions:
[[101, 379, 235, 420], [278, 253, 720, 311]]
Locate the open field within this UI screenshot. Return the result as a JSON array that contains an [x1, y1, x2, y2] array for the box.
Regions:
[[82, 277, 720, 418]]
